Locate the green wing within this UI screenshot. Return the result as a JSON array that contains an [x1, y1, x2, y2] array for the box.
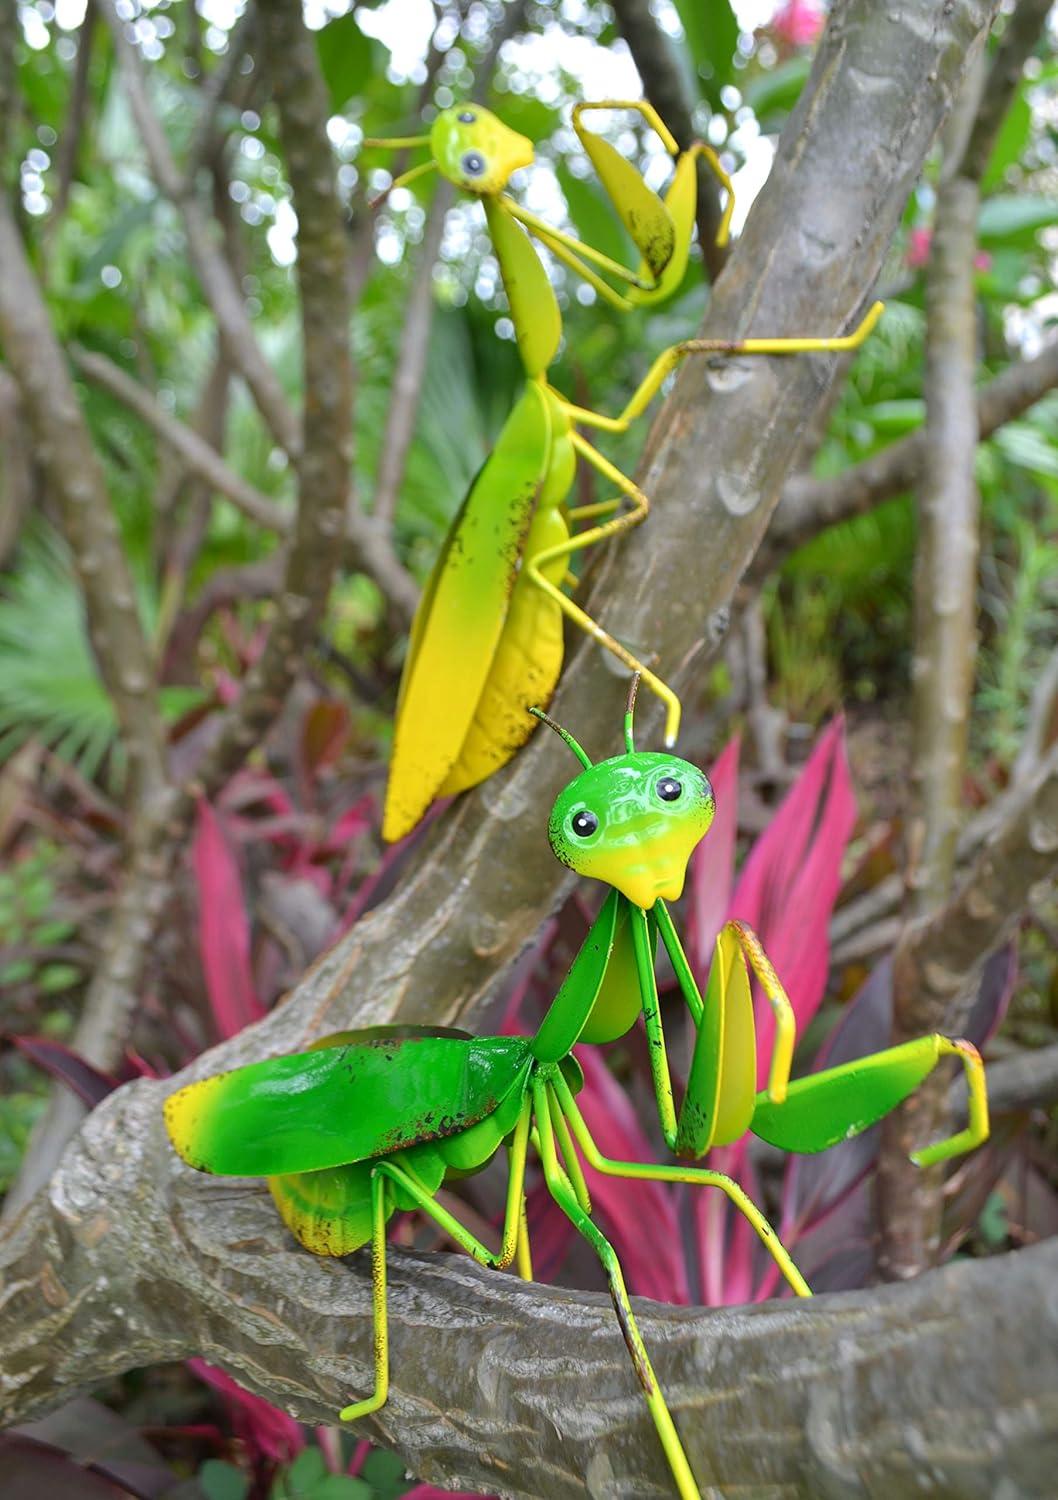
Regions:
[[165, 1032, 532, 1177], [382, 383, 551, 842], [751, 1036, 943, 1154], [676, 925, 757, 1157]]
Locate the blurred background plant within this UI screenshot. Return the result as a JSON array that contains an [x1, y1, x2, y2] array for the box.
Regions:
[[2, 0, 1058, 1491]]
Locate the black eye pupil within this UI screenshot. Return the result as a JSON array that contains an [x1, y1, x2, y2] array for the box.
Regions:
[[571, 809, 598, 838], [458, 111, 475, 124], [657, 778, 682, 802], [461, 151, 485, 175]]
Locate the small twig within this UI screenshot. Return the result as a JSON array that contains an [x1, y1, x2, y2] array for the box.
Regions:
[[99, 0, 301, 457], [70, 344, 288, 532], [759, 337, 1058, 576], [162, 555, 285, 685], [49, 0, 95, 230], [0, 213, 168, 816], [186, 0, 352, 803], [740, 597, 787, 782], [0, 370, 34, 569], [185, 5, 258, 183], [371, 187, 451, 530], [877, 740, 1058, 1279]]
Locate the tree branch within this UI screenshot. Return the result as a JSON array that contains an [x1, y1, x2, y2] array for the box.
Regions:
[[70, 344, 289, 532], [2, 1072, 1056, 1496], [98, 0, 301, 457], [0, 0, 1007, 1475], [879, 0, 1054, 1280], [0, 211, 169, 814], [758, 336, 1058, 573]]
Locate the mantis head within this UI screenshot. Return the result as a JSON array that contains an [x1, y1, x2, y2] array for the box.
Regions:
[[364, 105, 533, 199], [430, 105, 534, 195], [530, 681, 715, 910]]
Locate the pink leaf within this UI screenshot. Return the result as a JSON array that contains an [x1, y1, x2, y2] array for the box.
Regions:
[[728, 718, 857, 1082], [193, 799, 265, 1041], [187, 1359, 304, 1465], [7, 1035, 118, 1108], [687, 736, 740, 973]]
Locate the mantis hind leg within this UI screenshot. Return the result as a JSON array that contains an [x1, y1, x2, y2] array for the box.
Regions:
[[552, 1072, 812, 1301], [532, 1081, 701, 1500], [526, 430, 682, 746], [339, 1169, 391, 1422]]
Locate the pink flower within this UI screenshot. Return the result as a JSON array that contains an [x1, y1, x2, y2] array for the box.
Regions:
[[906, 225, 992, 272], [771, 0, 824, 48], [906, 226, 932, 268]]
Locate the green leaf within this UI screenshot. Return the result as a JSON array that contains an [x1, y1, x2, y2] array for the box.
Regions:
[[981, 91, 1031, 192], [39, 964, 83, 995], [360, 1446, 408, 1494], [0, 959, 34, 986], [977, 194, 1058, 247], [861, 398, 925, 437], [316, 12, 376, 112], [993, 422, 1058, 481], [199, 1460, 251, 1500], [673, 0, 738, 107], [744, 56, 812, 128]]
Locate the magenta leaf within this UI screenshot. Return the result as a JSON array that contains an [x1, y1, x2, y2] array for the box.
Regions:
[[729, 717, 857, 1075], [188, 1359, 304, 1465], [7, 1035, 119, 1107], [192, 799, 265, 1041]]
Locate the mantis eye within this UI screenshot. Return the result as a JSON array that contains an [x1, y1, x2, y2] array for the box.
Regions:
[[461, 150, 486, 176], [570, 809, 599, 838], [458, 111, 476, 124], [657, 777, 682, 802]]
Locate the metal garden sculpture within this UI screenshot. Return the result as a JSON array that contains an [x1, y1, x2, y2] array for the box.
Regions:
[[165, 684, 989, 1500], [370, 101, 884, 841]]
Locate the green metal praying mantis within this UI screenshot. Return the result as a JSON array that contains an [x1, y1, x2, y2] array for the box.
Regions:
[[165, 682, 989, 1500], [371, 100, 885, 841]]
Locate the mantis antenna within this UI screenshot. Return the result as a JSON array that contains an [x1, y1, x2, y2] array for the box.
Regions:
[[527, 707, 593, 769], [624, 672, 641, 754]]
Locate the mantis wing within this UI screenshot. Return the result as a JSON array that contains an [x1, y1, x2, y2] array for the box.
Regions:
[[750, 1036, 943, 1154], [628, 150, 697, 305], [383, 383, 551, 842], [165, 1032, 532, 1176], [575, 130, 675, 279], [676, 925, 757, 1157]]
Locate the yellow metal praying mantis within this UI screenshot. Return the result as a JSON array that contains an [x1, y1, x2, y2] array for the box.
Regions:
[[367, 101, 884, 842]]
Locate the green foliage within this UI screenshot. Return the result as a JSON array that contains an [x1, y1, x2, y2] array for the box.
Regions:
[[0, 524, 197, 783], [199, 1445, 412, 1500], [0, 525, 121, 780]]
